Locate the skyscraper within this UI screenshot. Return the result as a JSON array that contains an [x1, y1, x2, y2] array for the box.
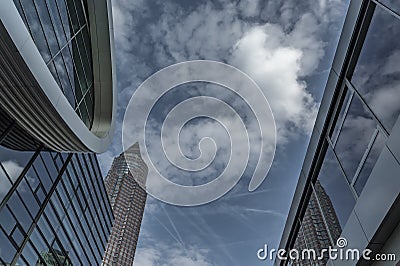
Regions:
[[291, 181, 341, 265], [102, 143, 148, 266], [277, 0, 400, 264], [0, 0, 116, 264]]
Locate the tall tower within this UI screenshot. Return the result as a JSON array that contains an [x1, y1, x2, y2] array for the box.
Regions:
[[292, 181, 341, 265], [102, 143, 148, 266]]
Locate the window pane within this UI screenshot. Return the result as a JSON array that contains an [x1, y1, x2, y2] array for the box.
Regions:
[[77, 29, 93, 87], [32, 158, 54, 193], [316, 145, 355, 236], [11, 225, 26, 248], [56, 0, 72, 41], [74, 0, 87, 28], [46, 0, 67, 47], [61, 47, 78, 105], [78, 101, 91, 128], [54, 53, 76, 108], [17, 177, 40, 217], [334, 95, 377, 182], [71, 38, 88, 100], [65, 0, 80, 33], [0, 229, 17, 264], [34, 0, 60, 57], [30, 228, 51, 262], [7, 193, 33, 232], [0, 164, 13, 203], [331, 89, 352, 144], [84, 90, 93, 127], [21, 241, 41, 265], [379, 0, 400, 15], [0, 207, 16, 235], [20, 0, 51, 62], [354, 132, 386, 195], [0, 146, 35, 183], [82, 27, 93, 70], [351, 5, 400, 132]]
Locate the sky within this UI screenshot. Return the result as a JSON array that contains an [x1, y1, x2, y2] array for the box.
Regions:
[[97, 0, 349, 265]]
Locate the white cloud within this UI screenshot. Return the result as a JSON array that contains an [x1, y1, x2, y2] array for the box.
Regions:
[[230, 20, 320, 143], [109, 0, 347, 151], [133, 244, 213, 266], [101, 0, 348, 202], [0, 160, 24, 195]]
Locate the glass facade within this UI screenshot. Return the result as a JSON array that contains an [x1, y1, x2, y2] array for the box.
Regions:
[[0, 119, 113, 265], [13, 0, 95, 128], [287, 1, 400, 264]]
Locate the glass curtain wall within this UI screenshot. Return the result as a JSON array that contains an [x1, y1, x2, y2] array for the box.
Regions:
[[288, 1, 400, 264], [0, 117, 113, 265]]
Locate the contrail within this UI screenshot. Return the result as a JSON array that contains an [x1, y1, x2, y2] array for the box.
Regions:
[[245, 208, 285, 218], [222, 188, 273, 200], [161, 205, 186, 252], [152, 214, 182, 245]]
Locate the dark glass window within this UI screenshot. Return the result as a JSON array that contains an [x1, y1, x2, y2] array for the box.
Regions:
[[351, 5, 400, 132], [16, 177, 40, 218], [316, 145, 356, 237], [77, 30, 93, 87], [34, 0, 60, 57], [0, 133, 112, 264], [46, 0, 67, 47], [334, 95, 377, 182], [331, 89, 352, 144], [29, 228, 52, 263], [0, 207, 16, 235], [78, 100, 91, 128], [0, 147, 35, 192], [13, 0, 94, 128], [0, 229, 17, 264], [0, 164, 13, 204], [21, 240, 41, 265], [66, 0, 81, 33], [354, 131, 386, 195], [11, 224, 25, 248], [19, 0, 51, 62], [7, 193, 33, 232], [31, 158, 54, 193], [54, 53, 76, 108]]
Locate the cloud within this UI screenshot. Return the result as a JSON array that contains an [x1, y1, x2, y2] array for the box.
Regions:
[[133, 244, 213, 266], [107, 0, 347, 160], [0, 160, 24, 195], [229, 16, 321, 143]]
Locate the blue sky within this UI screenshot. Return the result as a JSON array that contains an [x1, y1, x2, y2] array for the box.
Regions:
[[98, 0, 349, 265]]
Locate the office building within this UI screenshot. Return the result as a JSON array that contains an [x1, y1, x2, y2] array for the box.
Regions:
[[291, 181, 341, 265], [102, 143, 148, 266], [0, 0, 116, 264], [276, 0, 400, 265]]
